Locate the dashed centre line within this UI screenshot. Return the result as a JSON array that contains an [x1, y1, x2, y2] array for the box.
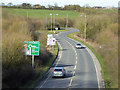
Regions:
[[64, 39, 78, 87], [69, 79, 73, 86]]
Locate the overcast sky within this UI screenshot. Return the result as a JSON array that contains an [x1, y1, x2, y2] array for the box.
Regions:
[[1, 0, 120, 7]]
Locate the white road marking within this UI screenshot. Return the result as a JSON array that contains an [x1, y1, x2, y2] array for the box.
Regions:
[[74, 65, 76, 70], [94, 64, 100, 88], [73, 71, 75, 76], [55, 42, 62, 67], [39, 42, 62, 88], [76, 56, 77, 61], [67, 37, 101, 88], [86, 47, 100, 88], [64, 39, 78, 87], [69, 79, 73, 86], [76, 60, 77, 64]]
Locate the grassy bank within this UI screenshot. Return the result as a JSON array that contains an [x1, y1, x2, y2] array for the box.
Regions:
[[47, 30, 67, 34]]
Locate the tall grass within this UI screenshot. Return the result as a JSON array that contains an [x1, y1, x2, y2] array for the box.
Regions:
[[2, 9, 34, 88], [74, 11, 118, 88], [2, 8, 56, 88]]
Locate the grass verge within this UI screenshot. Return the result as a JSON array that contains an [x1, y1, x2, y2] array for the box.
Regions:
[[22, 44, 58, 88], [47, 30, 67, 34]]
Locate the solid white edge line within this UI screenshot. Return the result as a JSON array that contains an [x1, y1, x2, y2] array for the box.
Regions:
[[94, 63, 100, 88], [39, 41, 62, 88], [55, 42, 62, 67], [67, 37, 100, 88]]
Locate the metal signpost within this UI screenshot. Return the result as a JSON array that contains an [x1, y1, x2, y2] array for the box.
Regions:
[[24, 41, 39, 68]]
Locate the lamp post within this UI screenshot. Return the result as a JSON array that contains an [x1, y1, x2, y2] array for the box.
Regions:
[[80, 15, 86, 42], [50, 13, 52, 32], [54, 14, 58, 29], [66, 14, 68, 28], [84, 15, 86, 42], [46, 16, 47, 30]]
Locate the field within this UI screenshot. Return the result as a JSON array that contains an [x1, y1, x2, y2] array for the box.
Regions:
[[5, 8, 79, 19], [103, 9, 117, 13]]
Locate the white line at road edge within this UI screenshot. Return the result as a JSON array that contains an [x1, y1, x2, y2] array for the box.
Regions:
[[39, 42, 62, 88], [67, 37, 103, 88]]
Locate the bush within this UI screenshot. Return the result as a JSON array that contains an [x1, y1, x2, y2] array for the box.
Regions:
[[2, 9, 55, 88]]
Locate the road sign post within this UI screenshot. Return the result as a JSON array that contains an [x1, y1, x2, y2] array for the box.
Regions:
[[32, 55, 34, 68], [24, 41, 39, 68]]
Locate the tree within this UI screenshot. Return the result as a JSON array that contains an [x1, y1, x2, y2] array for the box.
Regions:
[[0, 3, 5, 6], [47, 5, 54, 10], [21, 3, 31, 8], [22, 3, 27, 8], [8, 2, 13, 6], [63, 5, 80, 11], [27, 3, 31, 8], [34, 4, 41, 8]]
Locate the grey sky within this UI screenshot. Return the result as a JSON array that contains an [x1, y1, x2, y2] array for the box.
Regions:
[[0, 0, 119, 7]]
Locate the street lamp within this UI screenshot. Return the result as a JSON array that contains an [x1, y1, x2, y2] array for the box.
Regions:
[[54, 14, 59, 29], [46, 16, 47, 30], [66, 14, 68, 28], [27, 11, 28, 22], [50, 13, 52, 32], [80, 15, 86, 42]]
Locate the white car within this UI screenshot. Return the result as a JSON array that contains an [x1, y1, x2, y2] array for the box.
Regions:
[[75, 43, 82, 49], [52, 67, 66, 78]]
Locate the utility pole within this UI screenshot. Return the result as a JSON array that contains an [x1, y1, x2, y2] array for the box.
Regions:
[[66, 14, 68, 28], [50, 13, 52, 32], [54, 14, 55, 29], [54, 14, 58, 30], [84, 15, 86, 42], [46, 16, 47, 30], [27, 11, 28, 21], [80, 15, 87, 42]]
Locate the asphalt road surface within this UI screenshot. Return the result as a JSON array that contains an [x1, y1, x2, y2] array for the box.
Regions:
[[35, 28, 98, 89]]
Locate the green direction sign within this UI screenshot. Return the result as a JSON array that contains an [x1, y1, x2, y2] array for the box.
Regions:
[[24, 41, 39, 56]]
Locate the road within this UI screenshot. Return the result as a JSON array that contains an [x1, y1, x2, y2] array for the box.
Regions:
[[35, 28, 99, 89]]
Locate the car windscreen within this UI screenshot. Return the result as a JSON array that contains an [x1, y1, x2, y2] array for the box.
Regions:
[[54, 69, 62, 71], [77, 44, 81, 45]]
